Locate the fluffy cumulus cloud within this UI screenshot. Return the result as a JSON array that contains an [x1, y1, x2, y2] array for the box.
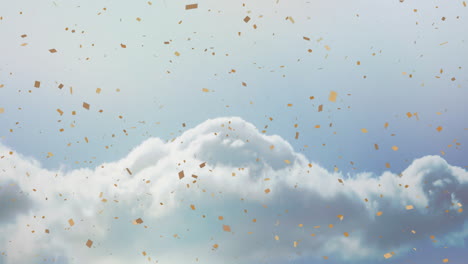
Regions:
[[0, 117, 467, 264]]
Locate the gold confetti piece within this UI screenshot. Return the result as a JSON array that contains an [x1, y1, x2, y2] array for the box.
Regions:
[[464, 1, 467, 7], [287, 103, 293, 107], [199, 162, 206, 168], [385, 163, 391, 168], [274, 235, 279, 240], [436, 126, 443, 132], [343, 232, 349, 237], [440, 42, 448, 46], [384, 122, 389, 128], [223, 225, 231, 232], [443, 258, 449, 263], [49, 49, 57, 53], [303, 36, 310, 41], [47, 152, 54, 157], [21, 43, 28, 46], [133, 218, 144, 225], [376, 211, 383, 216], [374, 144, 379, 150], [384, 253, 392, 259], [406, 205, 414, 210], [185, 3, 198, 10], [34, 81, 41, 88], [136, 17, 141, 22], [244, 16, 251, 23], [391, 146, 399, 151], [174, 51, 180, 56], [361, 128, 368, 133], [86, 239, 93, 248], [242, 82, 247, 87], [324, 45, 331, 51], [328, 91, 337, 102], [318, 105, 323, 112], [293, 241, 298, 247], [83, 102, 90, 110], [45, 229, 50, 234], [0, 108, 4, 114], [329, 224, 334, 228], [96, 88, 101, 94], [58, 83, 64, 89], [213, 244, 219, 249], [68, 218, 75, 226], [337, 215, 344, 220], [202, 88, 210, 92], [84, 137, 89, 143], [57, 109, 63, 115], [264, 188, 271, 194], [178, 170, 184, 179], [284, 160, 291, 164], [142, 251, 147, 256], [287, 16, 295, 23], [126, 168, 132, 175], [190, 204, 196, 210], [120, 43, 127, 48]]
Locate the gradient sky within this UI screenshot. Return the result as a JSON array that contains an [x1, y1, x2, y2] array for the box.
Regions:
[[0, 0, 467, 263]]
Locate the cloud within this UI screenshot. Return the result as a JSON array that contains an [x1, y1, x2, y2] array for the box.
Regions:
[[0, 117, 467, 263]]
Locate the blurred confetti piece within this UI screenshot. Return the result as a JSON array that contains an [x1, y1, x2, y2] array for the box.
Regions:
[[179, 170, 184, 179], [377, 211, 383, 216], [392, 146, 399, 151], [436, 126, 443, 132], [0, 108, 4, 114], [49, 48, 57, 53], [244, 16, 251, 23], [34, 81, 41, 88], [96, 88, 101, 94], [284, 160, 291, 164], [361, 128, 368, 133], [86, 239, 93, 248], [132, 218, 143, 225], [223, 225, 231, 232], [443, 259, 449, 263], [83, 102, 90, 110], [274, 235, 280, 240], [406, 205, 414, 210], [68, 219, 75, 226], [190, 204, 196, 210], [328, 91, 337, 102], [185, 3, 198, 10], [384, 253, 393, 259], [120, 43, 127, 48]]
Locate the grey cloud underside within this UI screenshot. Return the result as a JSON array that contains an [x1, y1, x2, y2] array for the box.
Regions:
[[0, 117, 466, 264]]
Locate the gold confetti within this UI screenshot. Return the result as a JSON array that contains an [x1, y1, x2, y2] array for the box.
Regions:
[[86, 239, 93, 248], [120, 43, 127, 48], [0, 108, 4, 114], [244, 16, 251, 23], [178, 170, 184, 179], [132, 218, 144, 225], [49, 49, 57, 53], [274, 235, 280, 240], [384, 253, 392, 259], [436, 126, 443, 132], [392, 146, 399, 151], [328, 91, 337, 102], [223, 225, 231, 232], [443, 259, 449, 263], [83, 102, 90, 110], [361, 128, 368, 133], [190, 204, 196, 210], [406, 205, 414, 210], [34, 81, 41, 88], [68, 218, 75, 226], [185, 3, 198, 10], [376, 211, 383, 216]]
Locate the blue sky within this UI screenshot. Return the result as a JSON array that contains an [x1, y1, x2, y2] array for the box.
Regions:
[[0, 0, 467, 263]]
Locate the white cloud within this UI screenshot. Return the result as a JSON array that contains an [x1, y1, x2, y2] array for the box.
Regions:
[[0, 117, 467, 263]]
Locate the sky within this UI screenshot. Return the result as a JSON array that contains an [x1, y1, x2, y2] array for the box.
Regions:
[[0, 0, 467, 263]]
